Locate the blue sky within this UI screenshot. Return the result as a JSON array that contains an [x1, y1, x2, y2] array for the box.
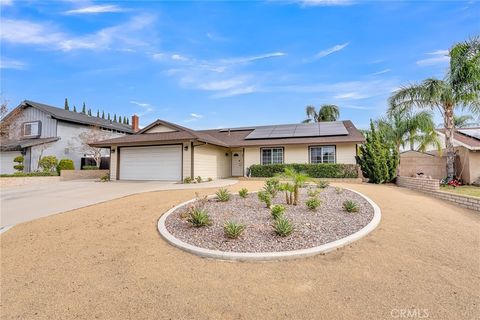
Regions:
[[1, 0, 479, 129]]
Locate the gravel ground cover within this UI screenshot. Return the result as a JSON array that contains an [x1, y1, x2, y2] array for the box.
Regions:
[[165, 186, 374, 252]]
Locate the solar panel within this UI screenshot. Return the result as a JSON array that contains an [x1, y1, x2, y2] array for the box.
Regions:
[[245, 121, 348, 140], [458, 129, 480, 140]]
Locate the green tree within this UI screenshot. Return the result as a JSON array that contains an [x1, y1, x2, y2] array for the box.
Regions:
[[88, 109, 92, 116], [388, 38, 479, 180], [97, 110, 100, 117], [108, 113, 111, 120], [64, 98, 69, 111], [126, 118, 129, 125], [102, 111, 105, 119], [303, 104, 340, 123], [356, 120, 399, 184], [81, 102, 86, 114], [73, 105, 77, 112], [113, 114, 117, 122], [453, 114, 474, 128], [118, 116, 122, 123], [278, 168, 309, 205]]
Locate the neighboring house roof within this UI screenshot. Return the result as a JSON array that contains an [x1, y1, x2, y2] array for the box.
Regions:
[[91, 119, 364, 148], [0, 137, 60, 151], [437, 128, 480, 150], [7, 100, 134, 134]]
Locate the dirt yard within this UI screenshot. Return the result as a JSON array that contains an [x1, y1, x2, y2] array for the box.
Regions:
[[1, 181, 479, 319]]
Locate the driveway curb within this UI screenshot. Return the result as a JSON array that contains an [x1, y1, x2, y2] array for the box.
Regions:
[[157, 187, 382, 262]]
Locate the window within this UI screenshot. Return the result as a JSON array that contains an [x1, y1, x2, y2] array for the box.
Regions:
[[310, 146, 336, 164], [23, 121, 41, 138], [261, 148, 284, 165]]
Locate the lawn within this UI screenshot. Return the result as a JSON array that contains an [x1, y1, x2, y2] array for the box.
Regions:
[[441, 185, 480, 198]]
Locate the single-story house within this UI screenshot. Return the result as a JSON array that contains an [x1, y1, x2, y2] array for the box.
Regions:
[[91, 119, 365, 181]]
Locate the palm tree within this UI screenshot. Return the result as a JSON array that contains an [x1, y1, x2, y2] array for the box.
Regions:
[[377, 108, 440, 154], [388, 39, 480, 180], [453, 114, 474, 128], [303, 104, 340, 123]]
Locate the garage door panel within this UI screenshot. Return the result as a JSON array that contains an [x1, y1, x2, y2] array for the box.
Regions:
[[119, 146, 182, 181]]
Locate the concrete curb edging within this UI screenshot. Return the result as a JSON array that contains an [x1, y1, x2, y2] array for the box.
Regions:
[[157, 188, 382, 262]]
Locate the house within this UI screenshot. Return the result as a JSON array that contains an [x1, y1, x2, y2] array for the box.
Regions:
[[0, 100, 134, 174], [430, 128, 480, 184], [91, 119, 365, 181]]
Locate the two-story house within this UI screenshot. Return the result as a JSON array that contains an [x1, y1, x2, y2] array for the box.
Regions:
[[0, 100, 136, 174]]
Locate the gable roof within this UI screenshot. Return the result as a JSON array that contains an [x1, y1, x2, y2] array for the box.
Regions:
[[436, 127, 480, 150], [91, 119, 364, 148], [9, 100, 134, 134]]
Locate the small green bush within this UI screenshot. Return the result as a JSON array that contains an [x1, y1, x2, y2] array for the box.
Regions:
[[56, 159, 75, 174], [207, 177, 213, 182], [307, 188, 320, 197], [264, 177, 280, 198], [0, 172, 58, 177], [317, 180, 330, 188], [249, 163, 358, 178], [82, 165, 98, 170], [306, 197, 321, 210], [257, 191, 272, 208], [183, 177, 193, 184], [187, 208, 212, 227], [195, 176, 203, 183], [13, 164, 24, 171], [216, 188, 231, 202], [273, 217, 294, 237], [224, 221, 246, 239], [39, 155, 58, 172], [270, 204, 286, 220], [343, 200, 359, 213], [100, 173, 110, 182], [238, 188, 249, 198], [335, 187, 343, 194], [13, 155, 24, 163], [13, 156, 24, 172]]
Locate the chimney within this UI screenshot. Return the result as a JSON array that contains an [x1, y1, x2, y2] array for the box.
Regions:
[[132, 115, 139, 132]]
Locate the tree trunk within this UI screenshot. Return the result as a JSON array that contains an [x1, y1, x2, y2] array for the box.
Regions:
[[444, 105, 455, 180]]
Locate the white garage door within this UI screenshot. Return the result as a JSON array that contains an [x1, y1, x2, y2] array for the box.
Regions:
[[119, 145, 182, 181], [0, 151, 22, 174]]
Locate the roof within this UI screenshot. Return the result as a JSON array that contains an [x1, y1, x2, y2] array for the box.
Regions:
[[10, 100, 134, 134], [91, 119, 364, 148], [0, 137, 60, 151], [437, 127, 480, 150]]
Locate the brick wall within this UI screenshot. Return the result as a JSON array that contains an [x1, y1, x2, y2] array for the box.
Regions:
[[60, 170, 109, 181], [396, 176, 480, 212]]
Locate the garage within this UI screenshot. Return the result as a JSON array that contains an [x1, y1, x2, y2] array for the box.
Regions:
[[0, 151, 22, 174], [119, 145, 182, 181]]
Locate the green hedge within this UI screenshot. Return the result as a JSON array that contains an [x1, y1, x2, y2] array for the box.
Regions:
[[248, 163, 359, 178], [0, 172, 59, 178], [57, 159, 75, 174], [82, 165, 99, 170]]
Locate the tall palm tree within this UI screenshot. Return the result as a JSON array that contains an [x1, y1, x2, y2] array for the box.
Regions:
[[303, 104, 340, 123], [377, 108, 440, 154], [388, 39, 480, 180]]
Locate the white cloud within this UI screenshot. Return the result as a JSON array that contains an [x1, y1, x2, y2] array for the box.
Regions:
[[1, 15, 155, 52], [305, 43, 349, 62], [0, 0, 13, 6], [0, 57, 27, 70], [333, 92, 369, 100], [297, 0, 354, 7], [130, 100, 154, 116], [371, 69, 391, 75], [416, 50, 450, 66], [190, 113, 203, 119], [171, 54, 189, 61], [64, 5, 124, 15]]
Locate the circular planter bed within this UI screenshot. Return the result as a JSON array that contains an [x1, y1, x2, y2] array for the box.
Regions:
[[158, 186, 381, 261]]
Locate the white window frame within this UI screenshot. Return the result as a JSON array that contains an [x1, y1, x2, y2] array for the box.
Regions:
[[22, 121, 41, 138], [261, 147, 284, 165], [309, 146, 336, 164]]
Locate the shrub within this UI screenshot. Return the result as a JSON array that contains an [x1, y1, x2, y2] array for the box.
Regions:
[[279, 182, 295, 205], [257, 191, 272, 208], [82, 165, 98, 170], [38, 156, 58, 172], [13, 164, 24, 171], [56, 159, 75, 174], [100, 173, 110, 182], [270, 204, 285, 220], [207, 177, 213, 182], [13, 155, 24, 163], [249, 163, 358, 178], [187, 208, 212, 227], [183, 177, 193, 184], [238, 188, 249, 198], [306, 197, 321, 210], [335, 187, 343, 194], [224, 221, 246, 239], [307, 187, 320, 197], [273, 217, 294, 237], [0, 172, 58, 177], [263, 177, 280, 198], [195, 176, 203, 183], [279, 168, 309, 205], [343, 200, 359, 213], [216, 188, 231, 202], [317, 180, 329, 188]]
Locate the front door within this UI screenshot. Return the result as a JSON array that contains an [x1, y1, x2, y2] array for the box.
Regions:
[[231, 150, 244, 176]]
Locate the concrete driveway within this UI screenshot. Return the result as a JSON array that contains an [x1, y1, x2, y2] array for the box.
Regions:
[[0, 179, 237, 228]]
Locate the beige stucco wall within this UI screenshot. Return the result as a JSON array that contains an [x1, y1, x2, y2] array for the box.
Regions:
[[463, 149, 480, 184], [244, 143, 357, 175], [144, 125, 176, 133], [110, 147, 118, 180], [193, 144, 231, 179]]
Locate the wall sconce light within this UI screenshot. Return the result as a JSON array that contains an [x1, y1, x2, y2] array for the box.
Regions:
[[225, 153, 229, 157], [184, 145, 189, 151], [111, 149, 116, 154]]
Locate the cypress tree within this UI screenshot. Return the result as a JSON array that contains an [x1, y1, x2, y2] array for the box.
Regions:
[[118, 116, 122, 123], [73, 105, 77, 112], [126, 118, 129, 125], [102, 111, 105, 119], [97, 110, 100, 117], [108, 113, 111, 120], [88, 109, 92, 116], [113, 114, 117, 122], [64, 98, 69, 111], [82, 102, 86, 114], [356, 120, 399, 184]]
